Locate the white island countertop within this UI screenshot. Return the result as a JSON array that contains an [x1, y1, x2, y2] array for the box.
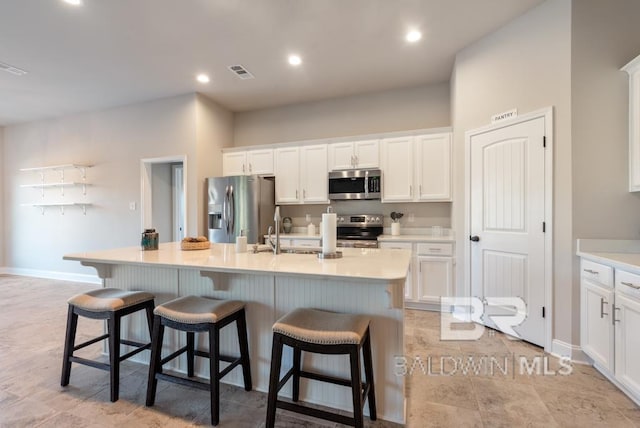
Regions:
[[64, 242, 412, 283]]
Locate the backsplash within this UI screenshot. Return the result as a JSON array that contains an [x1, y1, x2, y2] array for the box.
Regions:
[[280, 201, 452, 229]]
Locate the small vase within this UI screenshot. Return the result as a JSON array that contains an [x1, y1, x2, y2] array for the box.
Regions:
[[391, 222, 400, 236]]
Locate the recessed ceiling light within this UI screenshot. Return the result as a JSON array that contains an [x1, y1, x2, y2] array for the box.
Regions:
[[196, 74, 210, 84], [63, 0, 83, 6], [288, 55, 302, 66], [406, 30, 422, 43]]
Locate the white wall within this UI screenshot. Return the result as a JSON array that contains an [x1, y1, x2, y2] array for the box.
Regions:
[[3, 93, 232, 277], [0, 127, 4, 268], [451, 0, 573, 343], [151, 163, 172, 243], [233, 83, 450, 146], [571, 0, 640, 342]]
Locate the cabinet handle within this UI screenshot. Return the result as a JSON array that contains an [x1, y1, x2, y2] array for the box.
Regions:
[[621, 281, 640, 290], [351, 155, 355, 167], [613, 305, 621, 324], [303, 189, 306, 199], [429, 248, 442, 252], [583, 269, 599, 275], [355, 155, 359, 166], [600, 297, 608, 318], [242, 164, 245, 173], [420, 185, 422, 195], [296, 189, 298, 199], [249, 163, 252, 173], [409, 185, 412, 196]]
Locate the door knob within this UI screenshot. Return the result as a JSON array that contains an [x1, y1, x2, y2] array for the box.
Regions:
[[470, 235, 480, 242]]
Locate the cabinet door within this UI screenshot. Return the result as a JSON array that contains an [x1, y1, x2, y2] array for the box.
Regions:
[[416, 256, 453, 305], [300, 144, 329, 203], [328, 142, 355, 171], [581, 279, 614, 371], [222, 152, 246, 176], [246, 149, 274, 175], [615, 292, 640, 396], [292, 239, 320, 247], [381, 137, 414, 202], [274, 147, 300, 204], [415, 133, 452, 201], [354, 140, 379, 169], [379, 242, 414, 301]]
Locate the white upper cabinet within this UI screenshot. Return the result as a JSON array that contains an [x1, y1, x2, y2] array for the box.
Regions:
[[415, 133, 452, 201], [328, 139, 379, 171], [381, 136, 414, 201], [381, 133, 451, 203], [623, 54, 640, 192], [222, 149, 274, 176], [275, 144, 328, 204]]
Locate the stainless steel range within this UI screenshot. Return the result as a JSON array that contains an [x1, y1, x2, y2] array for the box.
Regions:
[[336, 214, 383, 248]]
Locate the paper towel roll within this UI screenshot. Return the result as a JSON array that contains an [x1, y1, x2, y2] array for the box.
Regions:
[[322, 213, 337, 255]]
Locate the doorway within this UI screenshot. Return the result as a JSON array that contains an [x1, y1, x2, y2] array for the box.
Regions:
[[141, 155, 187, 242], [465, 108, 553, 349]]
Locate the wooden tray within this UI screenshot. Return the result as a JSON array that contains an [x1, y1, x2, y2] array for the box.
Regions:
[[180, 241, 210, 251]]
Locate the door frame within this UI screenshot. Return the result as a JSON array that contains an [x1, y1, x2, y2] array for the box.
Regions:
[[464, 107, 553, 352], [140, 155, 188, 235], [171, 163, 185, 241]]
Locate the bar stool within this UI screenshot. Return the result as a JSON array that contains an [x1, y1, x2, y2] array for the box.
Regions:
[[145, 295, 252, 426], [266, 308, 377, 428], [61, 288, 155, 402]]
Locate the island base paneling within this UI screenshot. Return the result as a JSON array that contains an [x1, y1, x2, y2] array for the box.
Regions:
[[102, 265, 405, 424]]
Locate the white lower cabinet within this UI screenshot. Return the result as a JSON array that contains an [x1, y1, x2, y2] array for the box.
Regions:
[[580, 258, 640, 404], [379, 240, 454, 308]]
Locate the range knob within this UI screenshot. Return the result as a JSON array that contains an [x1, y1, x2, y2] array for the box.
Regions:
[[339, 217, 345, 222], [375, 217, 380, 222]]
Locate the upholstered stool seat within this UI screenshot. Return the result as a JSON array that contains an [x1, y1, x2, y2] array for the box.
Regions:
[[61, 288, 155, 402], [146, 296, 252, 426], [266, 308, 377, 428]]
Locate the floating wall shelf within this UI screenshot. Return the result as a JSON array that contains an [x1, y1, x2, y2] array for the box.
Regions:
[[20, 164, 93, 214]]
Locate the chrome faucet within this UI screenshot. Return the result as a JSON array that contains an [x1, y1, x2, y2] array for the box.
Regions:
[[267, 206, 282, 254]]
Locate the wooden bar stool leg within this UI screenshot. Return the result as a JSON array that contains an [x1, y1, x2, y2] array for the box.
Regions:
[[362, 329, 377, 420], [186, 332, 195, 377], [350, 346, 364, 428], [266, 334, 284, 428], [146, 316, 164, 407], [107, 313, 121, 402], [61, 306, 78, 386], [236, 309, 252, 391], [292, 347, 302, 402], [144, 302, 154, 337], [209, 325, 221, 426]]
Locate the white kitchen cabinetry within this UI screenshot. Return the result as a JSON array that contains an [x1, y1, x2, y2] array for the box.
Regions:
[[222, 149, 274, 176], [579, 256, 640, 404], [379, 242, 414, 300], [379, 239, 454, 308], [274, 145, 328, 205], [328, 140, 379, 171], [380, 133, 451, 202], [580, 261, 614, 371], [622, 54, 640, 192]]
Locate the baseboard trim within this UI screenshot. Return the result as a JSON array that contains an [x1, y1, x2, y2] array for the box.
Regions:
[[0, 267, 100, 285], [551, 339, 591, 364]]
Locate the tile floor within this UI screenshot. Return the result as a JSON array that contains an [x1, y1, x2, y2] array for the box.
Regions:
[[0, 275, 638, 427]]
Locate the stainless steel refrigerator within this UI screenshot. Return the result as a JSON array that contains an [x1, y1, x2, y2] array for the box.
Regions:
[[207, 175, 275, 244]]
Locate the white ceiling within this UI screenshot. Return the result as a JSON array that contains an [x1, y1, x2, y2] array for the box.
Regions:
[[0, 0, 544, 126]]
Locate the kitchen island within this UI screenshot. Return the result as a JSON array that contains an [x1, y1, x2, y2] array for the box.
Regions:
[[64, 242, 411, 424]]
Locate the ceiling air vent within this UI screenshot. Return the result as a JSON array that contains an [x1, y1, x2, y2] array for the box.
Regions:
[[227, 64, 254, 80], [0, 61, 28, 76]]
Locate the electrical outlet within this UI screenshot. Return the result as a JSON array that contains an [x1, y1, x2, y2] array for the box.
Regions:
[[129, 202, 136, 211], [408, 213, 415, 223]]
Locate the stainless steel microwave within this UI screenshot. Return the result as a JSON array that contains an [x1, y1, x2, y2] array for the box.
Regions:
[[328, 168, 381, 200]]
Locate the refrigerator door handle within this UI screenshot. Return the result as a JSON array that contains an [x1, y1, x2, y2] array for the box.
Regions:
[[224, 185, 230, 234], [229, 185, 235, 236]]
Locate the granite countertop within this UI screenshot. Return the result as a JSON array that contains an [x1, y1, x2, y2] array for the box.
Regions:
[[64, 242, 412, 282]]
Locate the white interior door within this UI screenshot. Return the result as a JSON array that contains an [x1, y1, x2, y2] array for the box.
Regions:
[[470, 117, 546, 346]]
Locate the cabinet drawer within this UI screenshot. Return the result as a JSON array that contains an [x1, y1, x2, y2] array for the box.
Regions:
[[292, 239, 320, 247], [379, 242, 413, 251], [581, 259, 613, 287], [416, 242, 453, 256], [616, 269, 640, 298]]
